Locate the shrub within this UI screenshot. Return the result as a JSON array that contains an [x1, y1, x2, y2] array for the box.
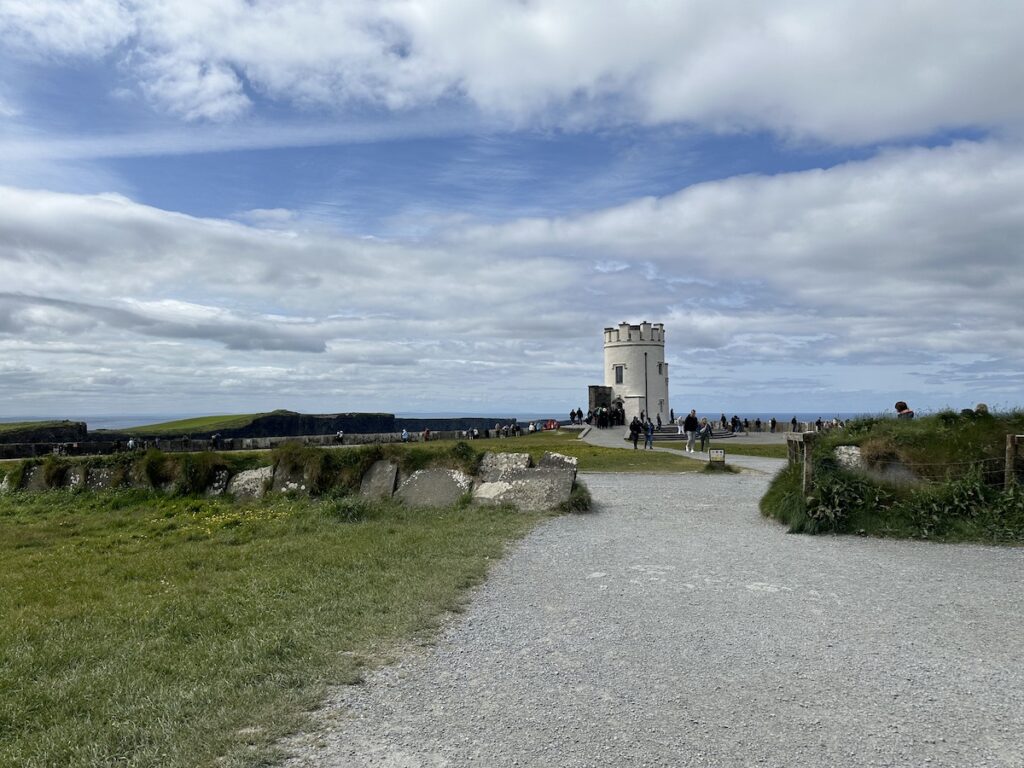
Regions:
[[2, 460, 30, 491], [139, 449, 174, 489], [559, 481, 593, 513], [41, 455, 69, 487], [177, 452, 228, 496]]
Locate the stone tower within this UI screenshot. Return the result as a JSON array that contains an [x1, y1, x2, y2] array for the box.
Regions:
[[601, 321, 669, 423]]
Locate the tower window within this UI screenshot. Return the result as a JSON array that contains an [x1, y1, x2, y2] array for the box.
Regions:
[[657, 362, 663, 375], [614, 365, 624, 384]]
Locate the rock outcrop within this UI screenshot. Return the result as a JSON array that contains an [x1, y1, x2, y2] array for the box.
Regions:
[[473, 467, 576, 513], [227, 466, 273, 500]]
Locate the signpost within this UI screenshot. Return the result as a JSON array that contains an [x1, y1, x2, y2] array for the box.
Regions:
[[709, 449, 725, 464]]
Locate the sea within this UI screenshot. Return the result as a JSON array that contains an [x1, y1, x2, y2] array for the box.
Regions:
[[1, 411, 880, 431]]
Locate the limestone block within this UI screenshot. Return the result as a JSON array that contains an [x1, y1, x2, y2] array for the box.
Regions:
[[360, 460, 399, 499], [86, 466, 119, 491], [272, 464, 313, 494], [478, 452, 532, 481], [835, 445, 920, 485], [206, 469, 230, 497], [538, 451, 578, 478], [834, 446, 864, 472], [64, 467, 87, 490], [395, 469, 473, 508], [23, 466, 48, 491], [228, 466, 274, 500], [473, 468, 575, 513]]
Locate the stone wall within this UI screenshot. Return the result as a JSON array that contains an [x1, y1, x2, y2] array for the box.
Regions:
[[0, 448, 581, 513]]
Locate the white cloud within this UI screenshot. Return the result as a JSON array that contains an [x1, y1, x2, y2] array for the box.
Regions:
[[1, 139, 1023, 413], [3, 1, 1023, 141]]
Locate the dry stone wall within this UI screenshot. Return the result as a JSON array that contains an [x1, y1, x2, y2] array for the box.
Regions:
[[0, 448, 581, 513]]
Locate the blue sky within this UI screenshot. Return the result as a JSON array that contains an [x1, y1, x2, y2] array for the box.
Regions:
[[1, 1, 1023, 419]]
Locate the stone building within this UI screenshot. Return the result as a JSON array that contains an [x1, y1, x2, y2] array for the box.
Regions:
[[588, 322, 670, 424]]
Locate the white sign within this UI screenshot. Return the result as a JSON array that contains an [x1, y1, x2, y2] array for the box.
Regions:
[[709, 449, 726, 463]]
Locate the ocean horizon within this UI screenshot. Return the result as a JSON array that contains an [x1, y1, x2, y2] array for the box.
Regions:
[[1, 410, 885, 432]]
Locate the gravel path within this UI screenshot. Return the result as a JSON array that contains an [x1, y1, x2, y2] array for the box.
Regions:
[[282, 471, 1024, 767]]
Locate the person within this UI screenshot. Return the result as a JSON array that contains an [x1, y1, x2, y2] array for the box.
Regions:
[[670, 408, 675, 424], [754, 417, 762, 432], [683, 409, 699, 453], [895, 401, 915, 419], [644, 419, 655, 450], [336, 429, 344, 444], [629, 417, 642, 450], [790, 416, 798, 432], [815, 417, 823, 432], [770, 417, 777, 434], [401, 428, 409, 442], [720, 413, 727, 430], [698, 417, 713, 452], [423, 427, 431, 442], [656, 413, 662, 429]]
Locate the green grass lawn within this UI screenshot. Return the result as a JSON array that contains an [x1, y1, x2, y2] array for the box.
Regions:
[[0, 491, 540, 768], [115, 413, 267, 436], [420, 430, 705, 473]]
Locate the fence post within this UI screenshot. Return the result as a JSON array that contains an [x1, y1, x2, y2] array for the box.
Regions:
[[1008, 435, 1020, 490], [802, 432, 816, 494]]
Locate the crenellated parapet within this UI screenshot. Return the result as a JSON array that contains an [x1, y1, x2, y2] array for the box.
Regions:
[[603, 321, 665, 344]]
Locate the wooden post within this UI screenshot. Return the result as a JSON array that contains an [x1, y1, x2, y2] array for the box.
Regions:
[[802, 432, 816, 494], [1007, 435, 1021, 490]]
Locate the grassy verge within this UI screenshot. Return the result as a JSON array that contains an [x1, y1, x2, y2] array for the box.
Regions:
[[760, 410, 1024, 541], [0, 490, 541, 767]]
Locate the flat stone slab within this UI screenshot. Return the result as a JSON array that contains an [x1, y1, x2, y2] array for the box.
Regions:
[[473, 468, 575, 512], [537, 451, 578, 477], [478, 451, 532, 481], [395, 469, 473, 508], [228, 466, 273, 500], [360, 460, 399, 499]]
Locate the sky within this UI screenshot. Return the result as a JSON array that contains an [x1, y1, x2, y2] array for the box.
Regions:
[[1, 0, 1023, 420]]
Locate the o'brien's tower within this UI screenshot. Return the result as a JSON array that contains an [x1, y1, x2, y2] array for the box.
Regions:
[[589, 322, 669, 424]]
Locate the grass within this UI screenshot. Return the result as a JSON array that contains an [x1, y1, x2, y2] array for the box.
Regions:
[[419, 430, 704, 473], [760, 410, 1024, 541], [114, 413, 269, 436], [0, 420, 79, 435], [0, 490, 541, 768]]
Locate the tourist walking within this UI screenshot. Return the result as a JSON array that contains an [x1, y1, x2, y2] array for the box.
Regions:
[[683, 409, 699, 453], [644, 419, 655, 450], [698, 417, 713, 452], [629, 417, 641, 450]]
